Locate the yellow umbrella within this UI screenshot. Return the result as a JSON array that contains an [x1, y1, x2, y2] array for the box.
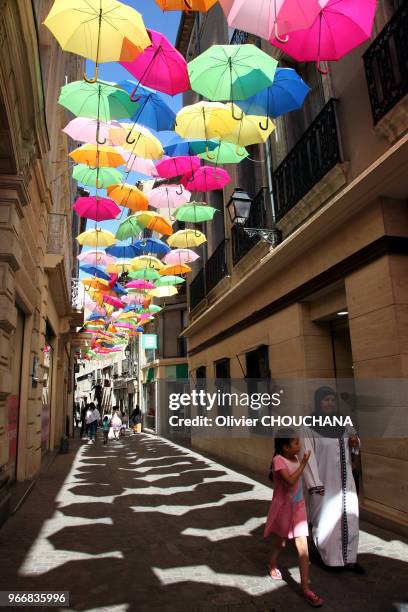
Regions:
[[43, 0, 150, 82], [69, 144, 125, 168], [82, 278, 109, 290], [107, 183, 149, 211], [131, 255, 164, 270], [155, 0, 217, 10], [132, 211, 173, 236], [76, 228, 117, 247], [107, 259, 134, 274], [175, 102, 238, 141], [110, 123, 163, 160], [149, 286, 178, 298], [167, 229, 207, 248], [223, 104, 276, 147]]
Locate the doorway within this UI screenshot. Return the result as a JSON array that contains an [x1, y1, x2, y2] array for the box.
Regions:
[[7, 307, 25, 482]]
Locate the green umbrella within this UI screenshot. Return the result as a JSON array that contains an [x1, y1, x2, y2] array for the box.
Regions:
[[155, 275, 185, 287], [188, 45, 278, 109], [199, 141, 248, 164], [73, 164, 123, 188], [174, 202, 217, 223], [58, 80, 138, 121], [139, 305, 162, 314], [115, 215, 143, 241], [128, 269, 161, 281]]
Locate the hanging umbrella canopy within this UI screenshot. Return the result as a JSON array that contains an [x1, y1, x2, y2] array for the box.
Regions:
[[159, 263, 193, 276], [110, 123, 164, 159], [106, 259, 134, 274], [163, 248, 200, 265], [129, 268, 161, 281], [167, 230, 207, 249], [223, 105, 276, 145], [118, 80, 176, 132], [121, 28, 190, 96], [175, 102, 238, 141], [78, 250, 116, 267], [155, 0, 217, 10], [132, 211, 173, 236], [123, 294, 147, 305], [155, 275, 185, 286], [188, 44, 278, 104], [76, 228, 117, 247], [63, 118, 124, 146], [73, 196, 120, 221], [139, 305, 163, 314], [160, 132, 218, 157], [174, 202, 217, 223], [132, 238, 171, 256], [116, 148, 159, 177], [148, 185, 191, 209], [72, 164, 123, 189], [69, 144, 125, 168], [236, 68, 310, 120], [149, 285, 178, 298], [126, 280, 156, 290], [79, 264, 111, 281], [107, 183, 149, 211], [131, 255, 164, 270], [115, 216, 143, 241], [58, 80, 137, 121], [198, 140, 248, 164], [82, 277, 110, 290], [219, 0, 321, 42], [106, 243, 140, 259], [102, 294, 123, 309], [270, 0, 378, 73], [181, 166, 230, 192], [156, 156, 201, 179]]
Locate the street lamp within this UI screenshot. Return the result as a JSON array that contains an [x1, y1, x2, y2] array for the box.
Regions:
[[227, 187, 282, 247], [125, 345, 131, 358]]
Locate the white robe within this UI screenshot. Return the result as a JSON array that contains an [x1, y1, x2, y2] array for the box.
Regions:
[[300, 430, 359, 567]]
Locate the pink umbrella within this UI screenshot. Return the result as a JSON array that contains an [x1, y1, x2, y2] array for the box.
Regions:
[[122, 294, 146, 305], [125, 280, 156, 290], [156, 156, 201, 179], [138, 313, 154, 320], [117, 147, 159, 176], [148, 185, 191, 209], [219, 0, 321, 42], [63, 118, 123, 146], [73, 196, 121, 221], [120, 29, 190, 96], [102, 294, 123, 309], [78, 251, 116, 267], [114, 322, 135, 330], [271, 0, 377, 73], [181, 166, 231, 192], [163, 248, 200, 265]]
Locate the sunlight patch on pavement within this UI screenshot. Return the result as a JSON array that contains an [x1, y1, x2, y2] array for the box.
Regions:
[[181, 517, 264, 541]]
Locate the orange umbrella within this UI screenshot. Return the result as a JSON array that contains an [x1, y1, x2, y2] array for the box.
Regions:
[[69, 144, 125, 168], [159, 263, 192, 275], [133, 211, 173, 236], [107, 183, 149, 211], [155, 0, 217, 11]]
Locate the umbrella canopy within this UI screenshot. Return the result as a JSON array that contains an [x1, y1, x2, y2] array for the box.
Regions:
[[72, 164, 123, 188], [149, 285, 178, 298], [156, 156, 201, 179], [63, 118, 124, 145], [163, 248, 200, 265], [175, 102, 238, 141], [159, 263, 193, 275], [76, 228, 117, 247], [129, 268, 161, 281], [102, 294, 123, 309], [78, 250, 116, 266], [155, 0, 217, 10], [119, 80, 176, 132], [69, 144, 125, 168], [188, 44, 278, 103], [198, 140, 248, 164], [117, 149, 159, 177], [120, 29, 190, 96], [148, 185, 191, 209], [160, 132, 219, 157], [79, 264, 111, 281], [82, 278, 110, 290], [132, 211, 173, 236], [155, 275, 185, 286], [58, 80, 136, 121], [107, 259, 134, 274], [110, 123, 163, 159], [174, 202, 217, 223], [140, 305, 163, 314], [131, 255, 164, 270], [271, 0, 377, 72], [106, 244, 140, 259], [126, 280, 156, 290], [122, 294, 147, 305], [223, 105, 276, 145], [107, 184, 149, 212], [73, 196, 120, 221], [181, 166, 230, 192], [167, 230, 207, 248], [236, 67, 310, 121], [115, 216, 143, 241], [132, 238, 171, 256]]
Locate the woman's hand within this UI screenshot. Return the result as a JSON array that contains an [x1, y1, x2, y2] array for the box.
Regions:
[[349, 435, 359, 448], [301, 451, 311, 465]]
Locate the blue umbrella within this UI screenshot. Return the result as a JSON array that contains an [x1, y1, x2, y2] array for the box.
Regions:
[[133, 238, 171, 256], [136, 326, 144, 332], [106, 244, 139, 259], [112, 282, 127, 296], [236, 68, 310, 128], [124, 304, 142, 313], [119, 80, 176, 132], [86, 313, 106, 322], [80, 264, 111, 281], [158, 131, 218, 157]]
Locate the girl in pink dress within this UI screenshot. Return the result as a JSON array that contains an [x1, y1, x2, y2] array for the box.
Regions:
[[264, 433, 324, 608]]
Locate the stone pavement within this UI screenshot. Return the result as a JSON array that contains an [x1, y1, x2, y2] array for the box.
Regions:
[[0, 433, 407, 612]]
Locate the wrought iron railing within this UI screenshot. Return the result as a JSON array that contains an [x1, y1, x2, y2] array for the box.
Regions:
[[231, 188, 268, 265], [71, 277, 83, 312], [189, 267, 206, 310], [205, 239, 228, 293], [272, 99, 342, 222], [230, 29, 249, 45], [363, 1, 408, 125]]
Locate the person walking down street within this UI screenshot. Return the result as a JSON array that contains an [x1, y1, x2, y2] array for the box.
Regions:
[[300, 386, 363, 574], [86, 402, 100, 443], [129, 405, 142, 434], [264, 431, 323, 608], [80, 403, 87, 439], [102, 415, 111, 445], [120, 411, 128, 437], [111, 411, 122, 441]]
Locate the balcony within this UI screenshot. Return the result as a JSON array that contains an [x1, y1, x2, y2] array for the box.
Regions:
[[230, 29, 249, 45], [189, 267, 205, 310], [363, 1, 408, 126], [272, 99, 343, 223], [205, 239, 228, 293], [231, 188, 268, 265]]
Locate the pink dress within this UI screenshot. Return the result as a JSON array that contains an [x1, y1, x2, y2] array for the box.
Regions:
[[264, 455, 308, 539]]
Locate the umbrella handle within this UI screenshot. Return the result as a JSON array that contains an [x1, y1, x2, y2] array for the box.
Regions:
[[316, 60, 329, 75], [126, 130, 136, 145], [184, 0, 192, 9], [129, 86, 141, 103], [175, 185, 184, 195], [235, 144, 246, 157], [273, 20, 289, 44], [231, 104, 244, 121], [205, 145, 216, 161], [259, 117, 270, 131], [96, 134, 107, 145], [84, 65, 99, 83]]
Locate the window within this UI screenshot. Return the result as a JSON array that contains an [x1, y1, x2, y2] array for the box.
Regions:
[[245, 345, 272, 434], [214, 358, 231, 417]]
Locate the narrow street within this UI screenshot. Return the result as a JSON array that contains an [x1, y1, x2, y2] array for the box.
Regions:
[[0, 433, 406, 612]]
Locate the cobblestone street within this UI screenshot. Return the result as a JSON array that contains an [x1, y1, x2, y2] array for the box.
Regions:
[[0, 433, 407, 612]]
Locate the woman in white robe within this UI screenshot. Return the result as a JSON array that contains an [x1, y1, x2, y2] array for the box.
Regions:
[[300, 386, 363, 572]]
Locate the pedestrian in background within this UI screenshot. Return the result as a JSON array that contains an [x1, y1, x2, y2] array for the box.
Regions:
[[111, 410, 122, 441], [102, 415, 111, 445], [86, 402, 100, 443]]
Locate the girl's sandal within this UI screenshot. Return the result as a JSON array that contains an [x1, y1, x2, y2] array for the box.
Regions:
[[268, 567, 282, 580], [303, 590, 324, 607]]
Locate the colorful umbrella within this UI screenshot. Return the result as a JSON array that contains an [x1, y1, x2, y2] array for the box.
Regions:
[[167, 230, 207, 248], [163, 248, 200, 265], [126, 280, 156, 290], [106, 244, 140, 259], [58, 80, 137, 121], [76, 228, 117, 247], [78, 250, 116, 266], [132, 211, 173, 236], [79, 264, 111, 281], [175, 102, 238, 141], [156, 156, 201, 179], [188, 45, 278, 106], [63, 118, 124, 146], [155, 275, 185, 286], [159, 263, 193, 275], [198, 141, 248, 164], [110, 123, 163, 159], [73, 196, 120, 221], [107, 184, 149, 212], [223, 105, 276, 146], [160, 132, 218, 157], [132, 238, 171, 256], [155, 0, 217, 11], [148, 185, 191, 209], [115, 216, 143, 241], [102, 294, 123, 309], [140, 305, 163, 314], [118, 80, 176, 132], [131, 255, 164, 270], [82, 278, 110, 290], [121, 29, 190, 96], [129, 268, 161, 281], [174, 202, 217, 223], [69, 144, 125, 168], [72, 164, 123, 189], [116, 149, 159, 177], [107, 259, 134, 274], [271, 0, 378, 73], [181, 166, 230, 192], [149, 286, 178, 298]]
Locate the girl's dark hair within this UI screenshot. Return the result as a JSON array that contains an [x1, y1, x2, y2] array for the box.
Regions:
[[269, 428, 297, 481]]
